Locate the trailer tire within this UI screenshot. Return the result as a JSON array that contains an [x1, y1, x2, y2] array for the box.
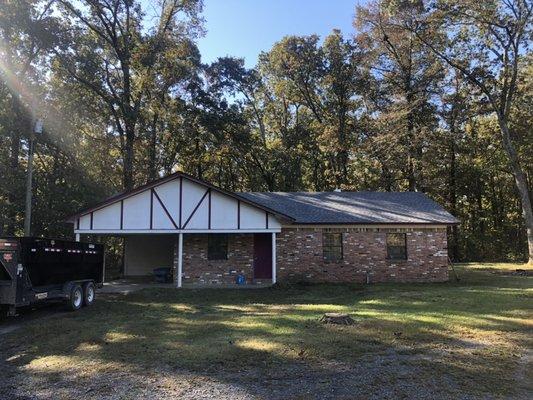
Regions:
[[83, 282, 96, 306], [68, 284, 83, 311]]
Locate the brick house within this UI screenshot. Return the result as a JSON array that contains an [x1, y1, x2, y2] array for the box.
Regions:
[[69, 172, 458, 286]]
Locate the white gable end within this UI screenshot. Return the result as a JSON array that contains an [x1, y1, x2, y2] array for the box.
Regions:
[[153, 179, 180, 226], [240, 203, 266, 229], [184, 197, 209, 229], [152, 198, 176, 230], [123, 191, 151, 229], [268, 214, 281, 229], [79, 213, 91, 230], [211, 191, 238, 229], [93, 202, 121, 230], [74, 175, 283, 234], [181, 179, 209, 228]]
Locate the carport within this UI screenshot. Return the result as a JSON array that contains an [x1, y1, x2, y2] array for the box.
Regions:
[[68, 172, 290, 287]]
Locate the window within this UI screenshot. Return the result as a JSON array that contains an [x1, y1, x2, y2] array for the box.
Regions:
[[208, 234, 228, 260], [323, 233, 343, 262], [387, 233, 407, 260]]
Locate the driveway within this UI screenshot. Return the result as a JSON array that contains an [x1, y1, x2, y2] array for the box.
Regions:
[[0, 301, 68, 336], [100, 279, 175, 295]]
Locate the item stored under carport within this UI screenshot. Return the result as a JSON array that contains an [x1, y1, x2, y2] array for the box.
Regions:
[[0, 237, 104, 316], [153, 267, 172, 283]]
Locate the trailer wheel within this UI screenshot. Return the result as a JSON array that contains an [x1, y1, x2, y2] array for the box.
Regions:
[[68, 284, 83, 311], [83, 282, 96, 306]]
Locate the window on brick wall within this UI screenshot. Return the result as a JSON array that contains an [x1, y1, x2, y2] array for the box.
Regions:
[[387, 233, 407, 260], [208, 234, 228, 260], [323, 232, 343, 262]]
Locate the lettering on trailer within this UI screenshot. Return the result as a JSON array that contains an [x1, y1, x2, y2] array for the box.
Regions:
[[0, 241, 17, 250]]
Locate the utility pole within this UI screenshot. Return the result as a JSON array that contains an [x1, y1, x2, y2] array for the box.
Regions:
[[24, 119, 42, 237]]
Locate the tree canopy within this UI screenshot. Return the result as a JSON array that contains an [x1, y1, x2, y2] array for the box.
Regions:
[[0, 0, 531, 263]]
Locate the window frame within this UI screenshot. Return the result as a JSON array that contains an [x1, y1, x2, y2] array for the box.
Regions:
[[386, 233, 407, 261], [207, 234, 229, 261], [322, 232, 343, 262]]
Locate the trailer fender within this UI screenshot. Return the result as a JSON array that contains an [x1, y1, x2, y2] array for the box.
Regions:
[[62, 281, 76, 298]]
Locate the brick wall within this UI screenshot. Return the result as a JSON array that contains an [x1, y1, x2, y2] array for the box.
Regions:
[[179, 234, 254, 285], [173, 228, 449, 286], [276, 227, 449, 283]]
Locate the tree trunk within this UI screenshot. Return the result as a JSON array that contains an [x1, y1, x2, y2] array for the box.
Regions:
[[123, 123, 135, 190], [148, 114, 158, 182], [405, 89, 417, 191], [497, 115, 533, 264], [449, 133, 459, 261], [195, 137, 203, 179], [381, 163, 393, 192], [320, 313, 355, 325]]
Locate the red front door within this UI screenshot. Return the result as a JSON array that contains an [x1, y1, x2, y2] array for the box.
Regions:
[[253, 234, 272, 279]]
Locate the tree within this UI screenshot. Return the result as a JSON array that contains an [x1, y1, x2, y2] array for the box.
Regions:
[[321, 30, 365, 187], [437, 68, 475, 260], [258, 32, 365, 189], [355, 0, 443, 191], [1, 0, 530, 264], [205, 57, 279, 189], [51, 0, 203, 189], [0, 0, 58, 234], [397, 0, 533, 262]]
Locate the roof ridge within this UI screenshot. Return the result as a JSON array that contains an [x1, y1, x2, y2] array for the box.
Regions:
[[240, 191, 429, 195]]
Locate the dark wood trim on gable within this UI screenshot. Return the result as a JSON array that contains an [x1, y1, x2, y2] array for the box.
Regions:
[[237, 200, 241, 229], [120, 200, 124, 229], [179, 176, 183, 229], [182, 189, 209, 229], [152, 188, 179, 229], [90, 212, 93, 230], [149, 189, 154, 229], [208, 189, 212, 229], [68, 171, 294, 223], [266, 212, 269, 229]]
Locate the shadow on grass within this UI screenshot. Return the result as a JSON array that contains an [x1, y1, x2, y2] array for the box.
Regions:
[[0, 266, 531, 399]]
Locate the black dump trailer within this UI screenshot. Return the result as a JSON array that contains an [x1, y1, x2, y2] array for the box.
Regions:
[[0, 237, 104, 317]]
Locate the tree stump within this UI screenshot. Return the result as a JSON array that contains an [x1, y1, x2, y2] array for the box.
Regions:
[[320, 313, 355, 325]]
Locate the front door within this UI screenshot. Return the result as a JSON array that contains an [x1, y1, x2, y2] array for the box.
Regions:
[[253, 234, 272, 279]]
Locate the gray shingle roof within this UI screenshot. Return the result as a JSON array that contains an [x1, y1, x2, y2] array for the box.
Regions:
[[239, 191, 459, 225]]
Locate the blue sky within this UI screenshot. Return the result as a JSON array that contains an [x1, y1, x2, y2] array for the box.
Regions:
[[197, 0, 359, 67]]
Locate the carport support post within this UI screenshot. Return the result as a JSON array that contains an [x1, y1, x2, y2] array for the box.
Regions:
[[272, 232, 276, 284], [176, 233, 183, 288]]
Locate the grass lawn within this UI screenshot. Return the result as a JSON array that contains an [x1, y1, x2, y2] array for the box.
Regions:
[[1, 263, 532, 399]]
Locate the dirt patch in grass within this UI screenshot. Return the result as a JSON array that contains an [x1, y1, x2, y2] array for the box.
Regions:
[[0, 263, 531, 399]]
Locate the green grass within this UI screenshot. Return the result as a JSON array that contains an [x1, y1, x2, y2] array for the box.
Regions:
[[1, 263, 532, 398]]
